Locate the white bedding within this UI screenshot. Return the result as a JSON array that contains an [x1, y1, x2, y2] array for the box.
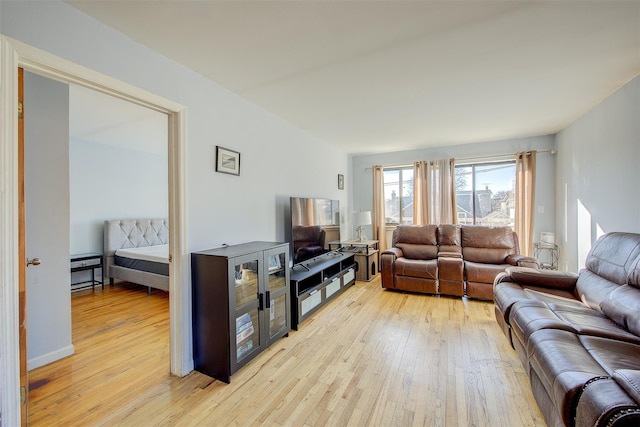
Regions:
[[115, 244, 169, 264]]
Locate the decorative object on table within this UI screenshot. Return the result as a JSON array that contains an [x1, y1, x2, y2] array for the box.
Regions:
[[215, 146, 241, 176], [338, 174, 344, 190], [540, 232, 555, 246], [353, 211, 372, 242]]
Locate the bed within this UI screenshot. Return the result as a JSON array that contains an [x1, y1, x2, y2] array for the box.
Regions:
[[104, 218, 170, 292]]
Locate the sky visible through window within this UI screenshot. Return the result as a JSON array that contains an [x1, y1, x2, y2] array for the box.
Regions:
[[458, 162, 515, 192]]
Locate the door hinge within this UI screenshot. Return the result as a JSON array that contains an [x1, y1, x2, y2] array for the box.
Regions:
[[18, 101, 24, 119], [20, 386, 26, 405]]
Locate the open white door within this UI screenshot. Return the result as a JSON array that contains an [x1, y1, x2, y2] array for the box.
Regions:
[[23, 71, 74, 371]]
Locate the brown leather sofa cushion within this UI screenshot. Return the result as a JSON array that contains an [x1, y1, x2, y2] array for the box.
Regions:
[[438, 224, 460, 246], [462, 225, 515, 248], [465, 261, 508, 283], [396, 243, 437, 260], [580, 335, 640, 373], [601, 285, 640, 336], [463, 247, 511, 264], [438, 225, 463, 255], [527, 328, 610, 426], [394, 258, 438, 280], [613, 370, 640, 404], [584, 232, 640, 285], [393, 224, 438, 260], [461, 226, 516, 264], [511, 302, 640, 348], [393, 224, 437, 246], [628, 256, 640, 288], [575, 270, 622, 311]]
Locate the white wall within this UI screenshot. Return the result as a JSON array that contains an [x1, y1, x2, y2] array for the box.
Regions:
[[0, 1, 349, 248], [69, 138, 168, 255], [1, 0, 349, 370], [555, 75, 640, 272], [349, 135, 556, 248], [24, 71, 74, 368]]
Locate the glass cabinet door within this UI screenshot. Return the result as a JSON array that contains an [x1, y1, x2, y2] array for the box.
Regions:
[[265, 248, 290, 342], [269, 293, 288, 338], [234, 259, 259, 309], [266, 251, 287, 293], [235, 308, 260, 363], [232, 256, 262, 364]]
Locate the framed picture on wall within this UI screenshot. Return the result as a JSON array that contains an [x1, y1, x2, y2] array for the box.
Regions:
[[215, 146, 241, 176], [338, 174, 344, 190]]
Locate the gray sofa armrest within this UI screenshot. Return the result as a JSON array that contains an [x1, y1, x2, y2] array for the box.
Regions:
[[500, 266, 579, 291]]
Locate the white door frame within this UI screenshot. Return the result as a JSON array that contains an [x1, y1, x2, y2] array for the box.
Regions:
[[0, 35, 191, 426]]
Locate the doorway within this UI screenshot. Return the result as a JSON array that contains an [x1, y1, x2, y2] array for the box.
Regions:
[[24, 72, 171, 371], [0, 36, 190, 425]]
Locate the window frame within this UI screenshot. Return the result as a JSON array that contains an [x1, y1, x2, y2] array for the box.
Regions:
[[454, 160, 516, 227], [383, 166, 414, 225]]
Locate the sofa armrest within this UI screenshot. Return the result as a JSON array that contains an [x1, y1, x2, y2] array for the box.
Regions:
[[382, 247, 403, 258], [380, 248, 402, 289], [614, 370, 640, 404], [506, 254, 540, 268], [500, 266, 579, 291]]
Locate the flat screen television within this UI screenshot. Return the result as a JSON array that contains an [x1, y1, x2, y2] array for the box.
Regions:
[[288, 197, 340, 264]]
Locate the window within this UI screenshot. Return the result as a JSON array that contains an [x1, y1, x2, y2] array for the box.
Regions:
[[383, 167, 413, 224], [455, 161, 516, 228]]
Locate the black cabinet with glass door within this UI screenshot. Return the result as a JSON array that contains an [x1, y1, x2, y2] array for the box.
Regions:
[[191, 241, 290, 383]]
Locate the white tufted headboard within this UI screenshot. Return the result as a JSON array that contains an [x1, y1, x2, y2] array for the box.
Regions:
[[104, 218, 169, 288], [104, 218, 169, 256]]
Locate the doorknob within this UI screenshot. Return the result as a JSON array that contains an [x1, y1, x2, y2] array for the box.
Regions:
[[26, 258, 41, 267]]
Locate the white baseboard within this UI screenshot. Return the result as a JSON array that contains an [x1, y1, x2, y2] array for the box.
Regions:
[[28, 344, 75, 371]]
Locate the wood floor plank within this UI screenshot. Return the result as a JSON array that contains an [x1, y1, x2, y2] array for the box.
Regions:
[[29, 279, 545, 426]]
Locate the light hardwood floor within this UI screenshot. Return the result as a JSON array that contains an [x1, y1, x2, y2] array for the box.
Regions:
[[29, 279, 545, 426]]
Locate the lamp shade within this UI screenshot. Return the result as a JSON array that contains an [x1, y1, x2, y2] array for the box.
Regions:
[[353, 211, 372, 227]]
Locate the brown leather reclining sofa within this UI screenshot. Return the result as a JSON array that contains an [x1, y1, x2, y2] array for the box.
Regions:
[[380, 224, 538, 300], [494, 232, 640, 426]]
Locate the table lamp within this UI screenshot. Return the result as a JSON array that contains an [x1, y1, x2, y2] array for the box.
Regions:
[[353, 211, 372, 242]]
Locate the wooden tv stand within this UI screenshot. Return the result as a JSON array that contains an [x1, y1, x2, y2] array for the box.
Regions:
[[289, 251, 356, 330]]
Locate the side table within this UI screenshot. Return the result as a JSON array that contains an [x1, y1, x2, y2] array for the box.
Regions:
[[328, 239, 379, 282], [71, 253, 104, 290], [533, 243, 559, 270]]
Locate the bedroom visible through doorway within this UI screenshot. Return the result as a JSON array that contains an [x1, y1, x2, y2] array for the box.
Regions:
[[68, 84, 169, 292], [22, 72, 170, 412]]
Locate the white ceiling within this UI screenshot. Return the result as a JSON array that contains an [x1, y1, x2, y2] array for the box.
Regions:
[[70, 85, 168, 155], [66, 0, 640, 154]]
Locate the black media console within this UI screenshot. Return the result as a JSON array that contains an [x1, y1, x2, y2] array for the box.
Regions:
[[289, 251, 356, 330]]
